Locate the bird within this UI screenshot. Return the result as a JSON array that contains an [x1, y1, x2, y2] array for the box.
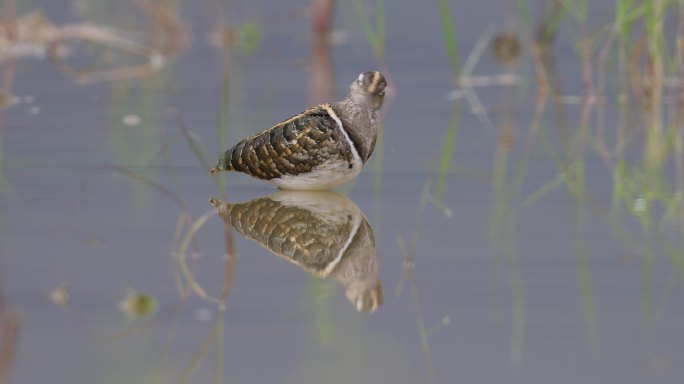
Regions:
[[209, 191, 383, 312], [209, 71, 387, 190]]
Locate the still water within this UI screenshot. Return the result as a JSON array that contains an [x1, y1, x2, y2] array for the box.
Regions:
[[1, 0, 683, 383]]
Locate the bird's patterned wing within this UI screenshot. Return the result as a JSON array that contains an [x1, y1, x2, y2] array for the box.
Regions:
[[216, 104, 352, 180]]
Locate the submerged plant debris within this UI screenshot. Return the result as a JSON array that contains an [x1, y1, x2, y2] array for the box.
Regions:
[[0, 4, 187, 83], [118, 290, 158, 318]]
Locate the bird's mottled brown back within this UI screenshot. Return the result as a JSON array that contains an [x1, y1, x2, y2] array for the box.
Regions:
[[218, 104, 353, 180]]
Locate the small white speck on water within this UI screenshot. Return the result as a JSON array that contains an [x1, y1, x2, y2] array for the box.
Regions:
[[122, 114, 141, 126], [29, 106, 40, 114], [23, 95, 35, 104], [443, 208, 453, 218], [48, 281, 70, 310], [329, 30, 349, 45], [634, 198, 646, 213], [442, 316, 451, 325], [195, 308, 213, 323]]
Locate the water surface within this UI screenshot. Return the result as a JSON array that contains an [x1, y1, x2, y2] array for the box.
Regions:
[[1, 0, 683, 383]]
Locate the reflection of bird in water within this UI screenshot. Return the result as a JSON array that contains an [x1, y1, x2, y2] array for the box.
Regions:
[[209, 191, 383, 313]]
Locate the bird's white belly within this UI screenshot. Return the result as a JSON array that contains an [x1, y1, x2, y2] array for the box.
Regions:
[[271, 158, 363, 190]]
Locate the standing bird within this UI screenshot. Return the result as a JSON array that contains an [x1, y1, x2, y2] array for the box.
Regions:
[[210, 71, 386, 190]]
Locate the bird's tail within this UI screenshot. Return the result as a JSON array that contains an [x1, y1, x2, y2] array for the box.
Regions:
[[209, 149, 234, 175]]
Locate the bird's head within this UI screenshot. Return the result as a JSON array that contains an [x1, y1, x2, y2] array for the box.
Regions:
[[348, 71, 386, 110]]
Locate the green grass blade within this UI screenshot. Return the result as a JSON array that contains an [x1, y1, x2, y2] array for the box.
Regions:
[[437, 0, 460, 76], [435, 103, 461, 200]]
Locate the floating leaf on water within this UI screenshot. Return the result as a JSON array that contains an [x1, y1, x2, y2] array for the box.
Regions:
[[118, 290, 157, 318], [491, 32, 521, 65]]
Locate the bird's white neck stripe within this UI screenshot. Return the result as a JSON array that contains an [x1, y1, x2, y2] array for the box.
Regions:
[[322, 104, 362, 165]]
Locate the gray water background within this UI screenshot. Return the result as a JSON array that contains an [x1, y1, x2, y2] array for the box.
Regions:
[[1, 0, 682, 383]]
